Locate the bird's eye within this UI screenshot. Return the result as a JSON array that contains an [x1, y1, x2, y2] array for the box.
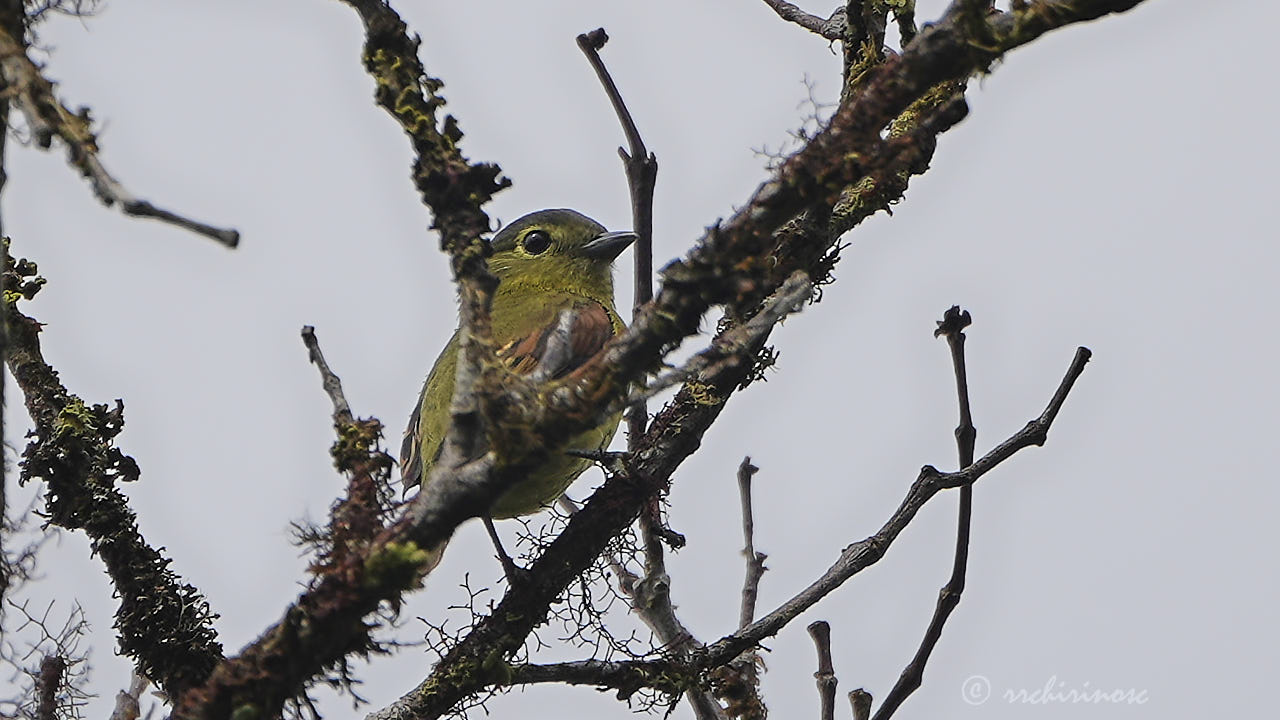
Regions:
[[522, 230, 552, 255]]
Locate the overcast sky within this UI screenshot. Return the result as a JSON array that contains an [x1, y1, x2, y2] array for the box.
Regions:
[[4, 1, 1277, 718]]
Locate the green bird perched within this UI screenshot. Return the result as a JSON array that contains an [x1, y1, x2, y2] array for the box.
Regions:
[[401, 209, 635, 558]]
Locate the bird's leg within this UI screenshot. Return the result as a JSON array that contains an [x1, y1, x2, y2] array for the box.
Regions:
[[481, 515, 530, 587]]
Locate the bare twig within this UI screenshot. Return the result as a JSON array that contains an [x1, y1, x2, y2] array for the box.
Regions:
[[579, 28, 728, 720], [635, 498, 728, 720], [849, 689, 873, 720], [871, 306, 977, 720], [807, 621, 837, 720], [760, 1, 845, 40], [737, 457, 765, 630], [0, 26, 239, 247], [693, 347, 1091, 670], [301, 326, 354, 426], [575, 28, 658, 456]]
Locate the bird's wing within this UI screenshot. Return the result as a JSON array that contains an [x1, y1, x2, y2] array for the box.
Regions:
[[399, 301, 615, 491], [400, 399, 425, 491], [498, 300, 616, 379]]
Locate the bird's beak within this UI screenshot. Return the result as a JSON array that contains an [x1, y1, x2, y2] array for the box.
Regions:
[[581, 230, 637, 261]]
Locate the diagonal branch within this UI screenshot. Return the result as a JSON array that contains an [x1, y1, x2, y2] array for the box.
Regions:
[[0, 26, 239, 247], [760, 1, 845, 40], [2, 246, 223, 697], [691, 347, 1091, 672], [181, 2, 1139, 716]]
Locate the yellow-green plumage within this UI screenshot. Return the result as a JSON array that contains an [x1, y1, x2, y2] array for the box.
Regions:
[[402, 209, 634, 519]]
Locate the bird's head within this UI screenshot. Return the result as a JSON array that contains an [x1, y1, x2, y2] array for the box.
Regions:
[[488, 209, 636, 298]]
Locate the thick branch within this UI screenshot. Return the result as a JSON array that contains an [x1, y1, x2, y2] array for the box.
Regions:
[[35, 655, 65, 720], [2, 249, 223, 697]]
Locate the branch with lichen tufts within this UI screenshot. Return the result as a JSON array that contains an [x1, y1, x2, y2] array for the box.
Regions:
[[2, 242, 223, 696], [176, 2, 1144, 718]]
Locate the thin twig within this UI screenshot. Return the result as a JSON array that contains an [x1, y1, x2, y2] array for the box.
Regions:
[[579, 28, 726, 720], [870, 306, 977, 719], [575, 28, 657, 453], [807, 621, 837, 720], [635, 498, 727, 720], [737, 457, 765, 630], [0, 26, 239, 247], [693, 347, 1091, 670], [301, 326, 354, 426], [481, 515, 525, 585]]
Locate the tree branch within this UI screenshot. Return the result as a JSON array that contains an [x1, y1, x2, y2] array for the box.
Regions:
[[737, 457, 765, 632], [352, 3, 1136, 716], [178, 2, 1136, 715], [0, 25, 239, 247], [575, 26, 658, 463], [870, 306, 977, 719], [691, 347, 1091, 672], [807, 621, 837, 720], [403, 345, 1089, 707], [35, 655, 65, 720], [760, 1, 844, 40], [300, 326, 395, 578], [578, 31, 728, 720], [2, 246, 223, 697]]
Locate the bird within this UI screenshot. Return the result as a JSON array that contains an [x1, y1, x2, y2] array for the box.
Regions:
[[400, 208, 635, 573]]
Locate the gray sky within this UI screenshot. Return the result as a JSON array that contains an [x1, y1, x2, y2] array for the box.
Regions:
[[5, 1, 1277, 718]]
